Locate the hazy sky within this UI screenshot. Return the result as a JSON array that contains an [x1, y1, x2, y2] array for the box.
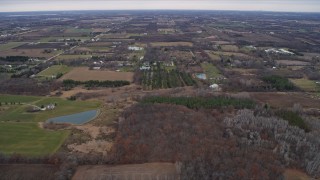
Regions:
[[1, 0, 320, 12]]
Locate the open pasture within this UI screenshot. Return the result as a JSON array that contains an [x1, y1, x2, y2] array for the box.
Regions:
[[16, 42, 66, 49], [72, 163, 179, 180], [0, 164, 59, 180], [60, 67, 134, 82], [54, 54, 92, 61], [150, 42, 193, 47], [220, 45, 239, 52], [0, 94, 100, 122], [37, 65, 72, 77], [39, 36, 90, 43], [201, 62, 222, 83], [0, 48, 61, 58], [276, 60, 310, 66], [0, 123, 69, 156], [86, 42, 113, 47], [215, 51, 253, 59], [0, 42, 26, 51], [205, 50, 221, 61], [100, 33, 143, 39], [289, 78, 319, 92], [64, 27, 92, 34], [251, 92, 320, 109]]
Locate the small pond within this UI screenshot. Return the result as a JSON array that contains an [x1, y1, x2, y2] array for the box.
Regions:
[[47, 110, 99, 125], [195, 73, 207, 80]]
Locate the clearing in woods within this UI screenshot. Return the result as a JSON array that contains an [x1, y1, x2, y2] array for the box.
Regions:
[[72, 163, 179, 180], [60, 67, 134, 82]]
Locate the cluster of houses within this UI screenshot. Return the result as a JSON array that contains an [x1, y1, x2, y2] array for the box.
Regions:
[[265, 48, 295, 55], [31, 103, 56, 111], [128, 46, 144, 51]]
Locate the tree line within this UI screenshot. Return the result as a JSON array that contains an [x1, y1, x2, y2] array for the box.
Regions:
[[0, 56, 29, 62], [262, 75, 295, 91], [62, 79, 130, 89], [141, 96, 256, 109]]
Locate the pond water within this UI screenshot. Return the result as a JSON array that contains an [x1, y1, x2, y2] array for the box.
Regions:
[[47, 110, 99, 125], [195, 73, 207, 80]]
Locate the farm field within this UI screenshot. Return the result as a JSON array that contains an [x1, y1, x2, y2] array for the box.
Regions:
[[220, 44, 239, 52], [141, 63, 195, 90], [0, 123, 69, 156], [39, 36, 91, 43], [100, 33, 144, 39], [283, 169, 311, 180], [0, 42, 26, 51], [205, 50, 221, 61], [276, 60, 310, 66], [37, 65, 72, 77], [201, 62, 222, 83], [0, 164, 59, 180], [289, 78, 320, 92], [0, 94, 101, 122], [54, 54, 92, 60], [60, 67, 134, 82], [72, 163, 179, 180], [64, 27, 92, 34], [0, 49, 61, 58], [214, 51, 252, 58], [250, 92, 320, 108], [150, 42, 193, 47], [86, 46, 111, 52]]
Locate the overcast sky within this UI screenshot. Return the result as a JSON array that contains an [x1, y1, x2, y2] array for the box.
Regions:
[[1, 0, 320, 12]]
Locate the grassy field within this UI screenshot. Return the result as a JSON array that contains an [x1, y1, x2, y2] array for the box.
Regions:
[[64, 27, 92, 34], [0, 94, 100, 156], [150, 42, 193, 47], [0, 49, 61, 58], [60, 67, 134, 82], [55, 54, 92, 60], [39, 37, 91, 43], [221, 45, 239, 52], [0, 94, 101, 122], [0, 123, 69, 156], [37, 65, 72, 77], [86, 46, 111, 51], [290, 78, 320, 92], [201, 62, 222, 83], [73, 163, 179, 180], [0, 42, 26, 51], [0, 164, 58, 180], [205, 50, 221, 61]]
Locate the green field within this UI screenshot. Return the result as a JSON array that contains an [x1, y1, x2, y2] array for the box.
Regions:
[[39, 36, 91, 43], [205, 51, 221, 62], [290, 78, 320, 92], [201, 62, 222, 83], [87, 46, 111, 51], [0, 123, 69, 156], [0, 94, 100, 156], [64, 27, 92, 34], [37, 65, 71, 77], [0, 95, 101, 122], [0, 42, 26, 51], [55, 54, 92, 60]]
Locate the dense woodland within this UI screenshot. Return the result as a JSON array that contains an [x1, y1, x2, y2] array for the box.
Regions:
[[107, 102, 320, 179]]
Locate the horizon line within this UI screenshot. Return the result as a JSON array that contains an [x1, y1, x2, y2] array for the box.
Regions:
[[1, 9, 320, 14]]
